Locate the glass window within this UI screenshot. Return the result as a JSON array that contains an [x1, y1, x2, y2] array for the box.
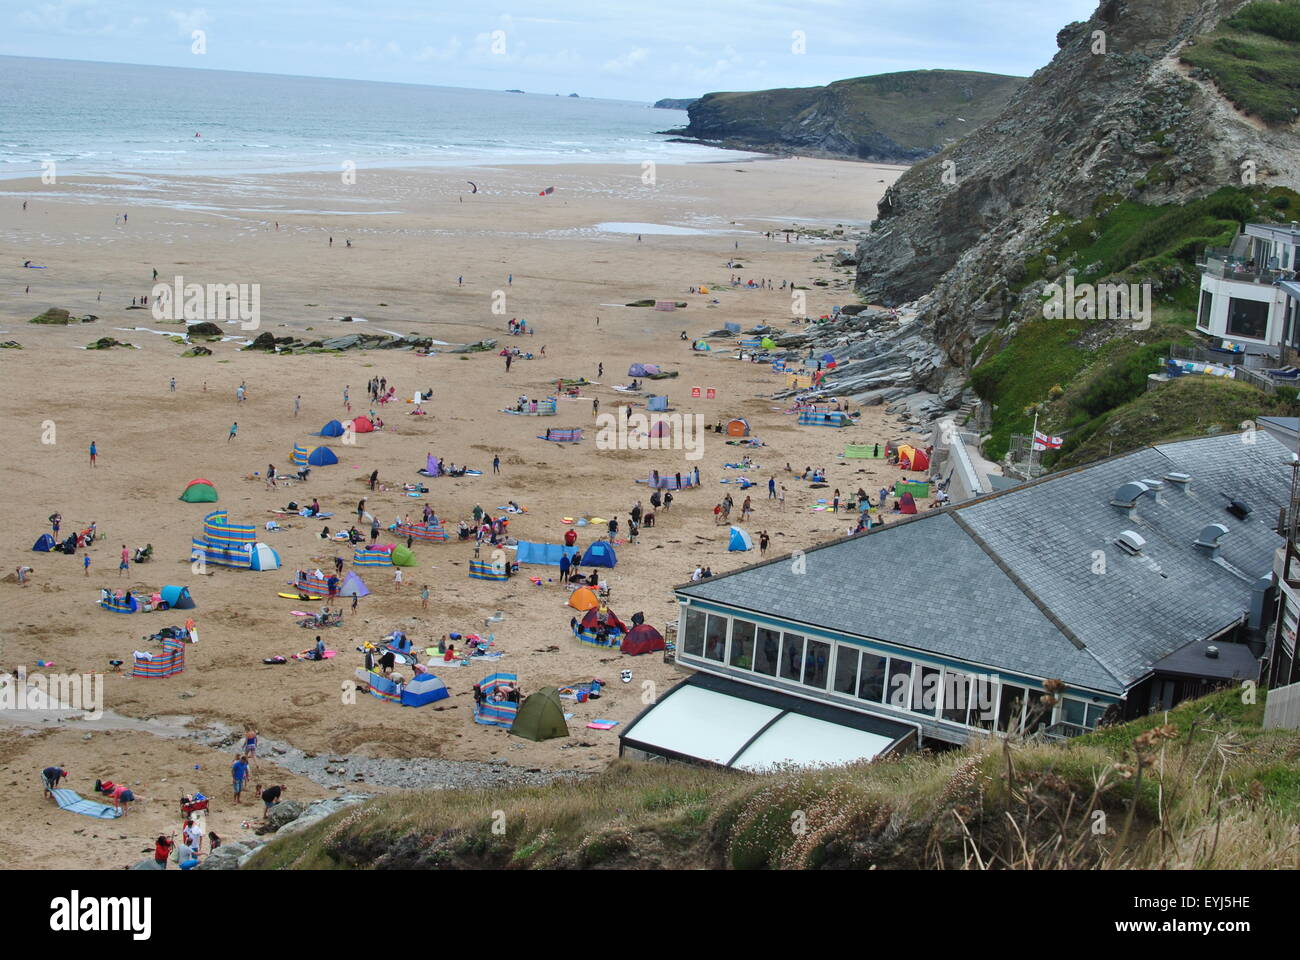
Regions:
[[754, 627, 781, 676], [1197, 290, 1213, 330], [1025, 691, 1050, 733], [887, 659, 913, 711], [833, 648, 860, 696], [1227, 297, 1269, 340], [1062, 698, 1086, 728], [704, 615, 728, 662], [682, 609, 706, 658], [998, 683, 1027, 734], [968, 675, 997, 729], [858, 653, 886, 702], [803, 639, 830, 690], [780, 633, 805, 682], [1085, 704, 1107, 729], [941, 671, 970, 724], [729, 619, 756, 670], [914, 666, 942, 715]]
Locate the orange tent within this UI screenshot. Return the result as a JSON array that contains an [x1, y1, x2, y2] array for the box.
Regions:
[[898, 444, 929, 471], [568, 586, 599, 612], [726, 418, 750, 437]]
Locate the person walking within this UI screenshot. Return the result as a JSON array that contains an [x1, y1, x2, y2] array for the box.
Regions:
[[228, 422, 238, 442], [832, 489, 840, 514], [357, 497, 367, 521], [89, 440, 97, 467], [768, 475, 777, 499], [369, 469, 378, 491], [759, 531, 770, 555], [393, 567, 403, 588], [421, 585, 430, 610], [169, 377, 176, 392], [493, 455, 500, 475], [119, 544, 129, 577], [83, 554, 91, 577], [231, 755, 248, 805], [294, 395, 300, 417], [370, 516, 380, 542], [778, 485, 787, 512], [592, 398, 599, 415]]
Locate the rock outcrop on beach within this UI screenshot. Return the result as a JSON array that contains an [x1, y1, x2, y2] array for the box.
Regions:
[[668, 70, 1026, 163], [853, 0, 1300, 383]]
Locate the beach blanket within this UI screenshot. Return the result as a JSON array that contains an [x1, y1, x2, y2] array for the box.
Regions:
[[51, 788, 123, 819], [844, 444, 885, 459], [586, 720, 619, 730]]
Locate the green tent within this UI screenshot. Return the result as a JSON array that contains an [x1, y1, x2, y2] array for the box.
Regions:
[[760, 336, 776, 350], [895, 481, 930, 498], [391, 545, 418, 567], [510, 687, 569, 741], [179, 479, 219, 502]]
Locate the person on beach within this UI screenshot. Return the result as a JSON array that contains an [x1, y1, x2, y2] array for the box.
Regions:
[[294, 395, 300, 417], [228, 422, 238, 442], [42, 765, 68, 798], [769, 476, 777, 499], [261, 784, 284, 817], [169, 377, 176, 392], [107, 782, 135, 814], [244, 727, 258, 766], [89, 441, 97, 467], [393, 567, 402, 588], [493, 455, 500, 475], [154, 835, 175, 868], [778, 485, 787, 512], [119, 544, 129, 576], [759, 531, 770, 555], [369, 469, 378, 491], [357, 497, 367, 521]]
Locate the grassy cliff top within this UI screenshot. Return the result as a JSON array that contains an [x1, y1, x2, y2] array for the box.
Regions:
[[250, 686, 1298, 870]]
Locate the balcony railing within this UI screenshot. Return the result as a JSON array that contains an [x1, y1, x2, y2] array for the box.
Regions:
[[1199, 250, 1294, 285]]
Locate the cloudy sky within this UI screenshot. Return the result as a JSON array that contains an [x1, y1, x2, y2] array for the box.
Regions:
[[3, 0, 1100, 101]]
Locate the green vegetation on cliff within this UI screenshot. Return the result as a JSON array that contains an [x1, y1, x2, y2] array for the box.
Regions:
[[249, 687, 1298, 870], [970, 186, 1300, 462], [1180, 0, 1300, 126]]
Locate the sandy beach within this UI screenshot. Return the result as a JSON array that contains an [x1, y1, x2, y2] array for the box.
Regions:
[[0, 156, 908, 868]]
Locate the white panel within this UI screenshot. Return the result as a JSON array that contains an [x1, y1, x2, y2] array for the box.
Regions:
[[626, 686, 780, 764], [732, 713, 893, 771]]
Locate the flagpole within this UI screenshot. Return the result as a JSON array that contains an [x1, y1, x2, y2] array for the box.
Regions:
[[1030, 410, 1039, 477]]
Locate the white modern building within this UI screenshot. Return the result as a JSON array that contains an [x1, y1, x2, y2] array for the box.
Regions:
[[1196, 222, 1300, 351]]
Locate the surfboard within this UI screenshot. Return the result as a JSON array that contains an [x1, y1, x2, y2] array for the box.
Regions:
[[278, 592, 322, 600]]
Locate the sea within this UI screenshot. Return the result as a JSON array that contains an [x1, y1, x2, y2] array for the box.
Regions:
[[0, 55, 753, 181]]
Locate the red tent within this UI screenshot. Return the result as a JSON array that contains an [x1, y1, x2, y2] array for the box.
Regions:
[[580, 607, 627, 635], [899, 491, 918, 514], [621, 623, 666, 656], [350, 416, 375, 433], [898, 444, 930, 471]]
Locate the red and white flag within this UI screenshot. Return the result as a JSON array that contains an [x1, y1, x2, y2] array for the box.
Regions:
[[1032, 430, 1063, 451]]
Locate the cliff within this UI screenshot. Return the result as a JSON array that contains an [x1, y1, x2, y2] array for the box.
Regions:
[[674, 70, 1026, 163]]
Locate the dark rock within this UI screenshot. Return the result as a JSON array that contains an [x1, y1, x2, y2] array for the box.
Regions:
[[187, 321, 224, 338]]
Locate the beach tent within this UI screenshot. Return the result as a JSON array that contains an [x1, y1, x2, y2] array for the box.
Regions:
[[160, 585, 195, 609], [898, 491, 918, 515], [338, 571, 371, 597], [728, 526, 754, 552], [290, 443, 309, 466], [401, 673, 450, 708], [898, 444, 930, 471], [511, 688, 569, 741], [353, 546, 393, 567], [132, 637, 184, 678], [692, 340, 711, 351], [761, 336, 777, 350], [821, 353, 837, 368], [726, 418, 750, 437], [317, 420, 345, 437], [179, 479, 218, 503], [249, 542, 281, 571], [32, 534, 55, 552], [578, 606, 629, 645], [649, 420, 671, 438], [643, 364, 661, 375], [628, 363, 648, 377], [724, 321, 742, 333], [647, 395, 669, 412], [391, 545, 418, 567], [420, 454, 442, 477], [307, 446, 339, 466], [568, 586, 600, 612], [348, 415, 375, 433], [474, 673, 519, 727], [396, 519, 448, 543], [580, 541, 617, 568], [101, 590, 139, 614], [621, 623, 666, 657], [516, 541, 574, 566]]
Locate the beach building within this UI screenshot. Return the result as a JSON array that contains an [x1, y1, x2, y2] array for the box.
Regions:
[[1195, 222, 1300, 352], [622, 434, 1289, 767]]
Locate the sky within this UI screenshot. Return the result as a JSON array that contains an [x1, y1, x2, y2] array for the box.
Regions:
[[3, 0, 1101, 101]]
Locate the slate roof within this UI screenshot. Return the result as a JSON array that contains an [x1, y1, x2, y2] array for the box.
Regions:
[[677, 433, 1292, 696]]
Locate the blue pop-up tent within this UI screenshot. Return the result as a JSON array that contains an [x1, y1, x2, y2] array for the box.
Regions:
[[647, 395, 669, 412], [308, 446, 339, 465], [317, 419, 345, 437], [160, 585, 195, 609], [516, 541, 576, 566], [580, 541, 618, 568], [728, 526, 754, 552]]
